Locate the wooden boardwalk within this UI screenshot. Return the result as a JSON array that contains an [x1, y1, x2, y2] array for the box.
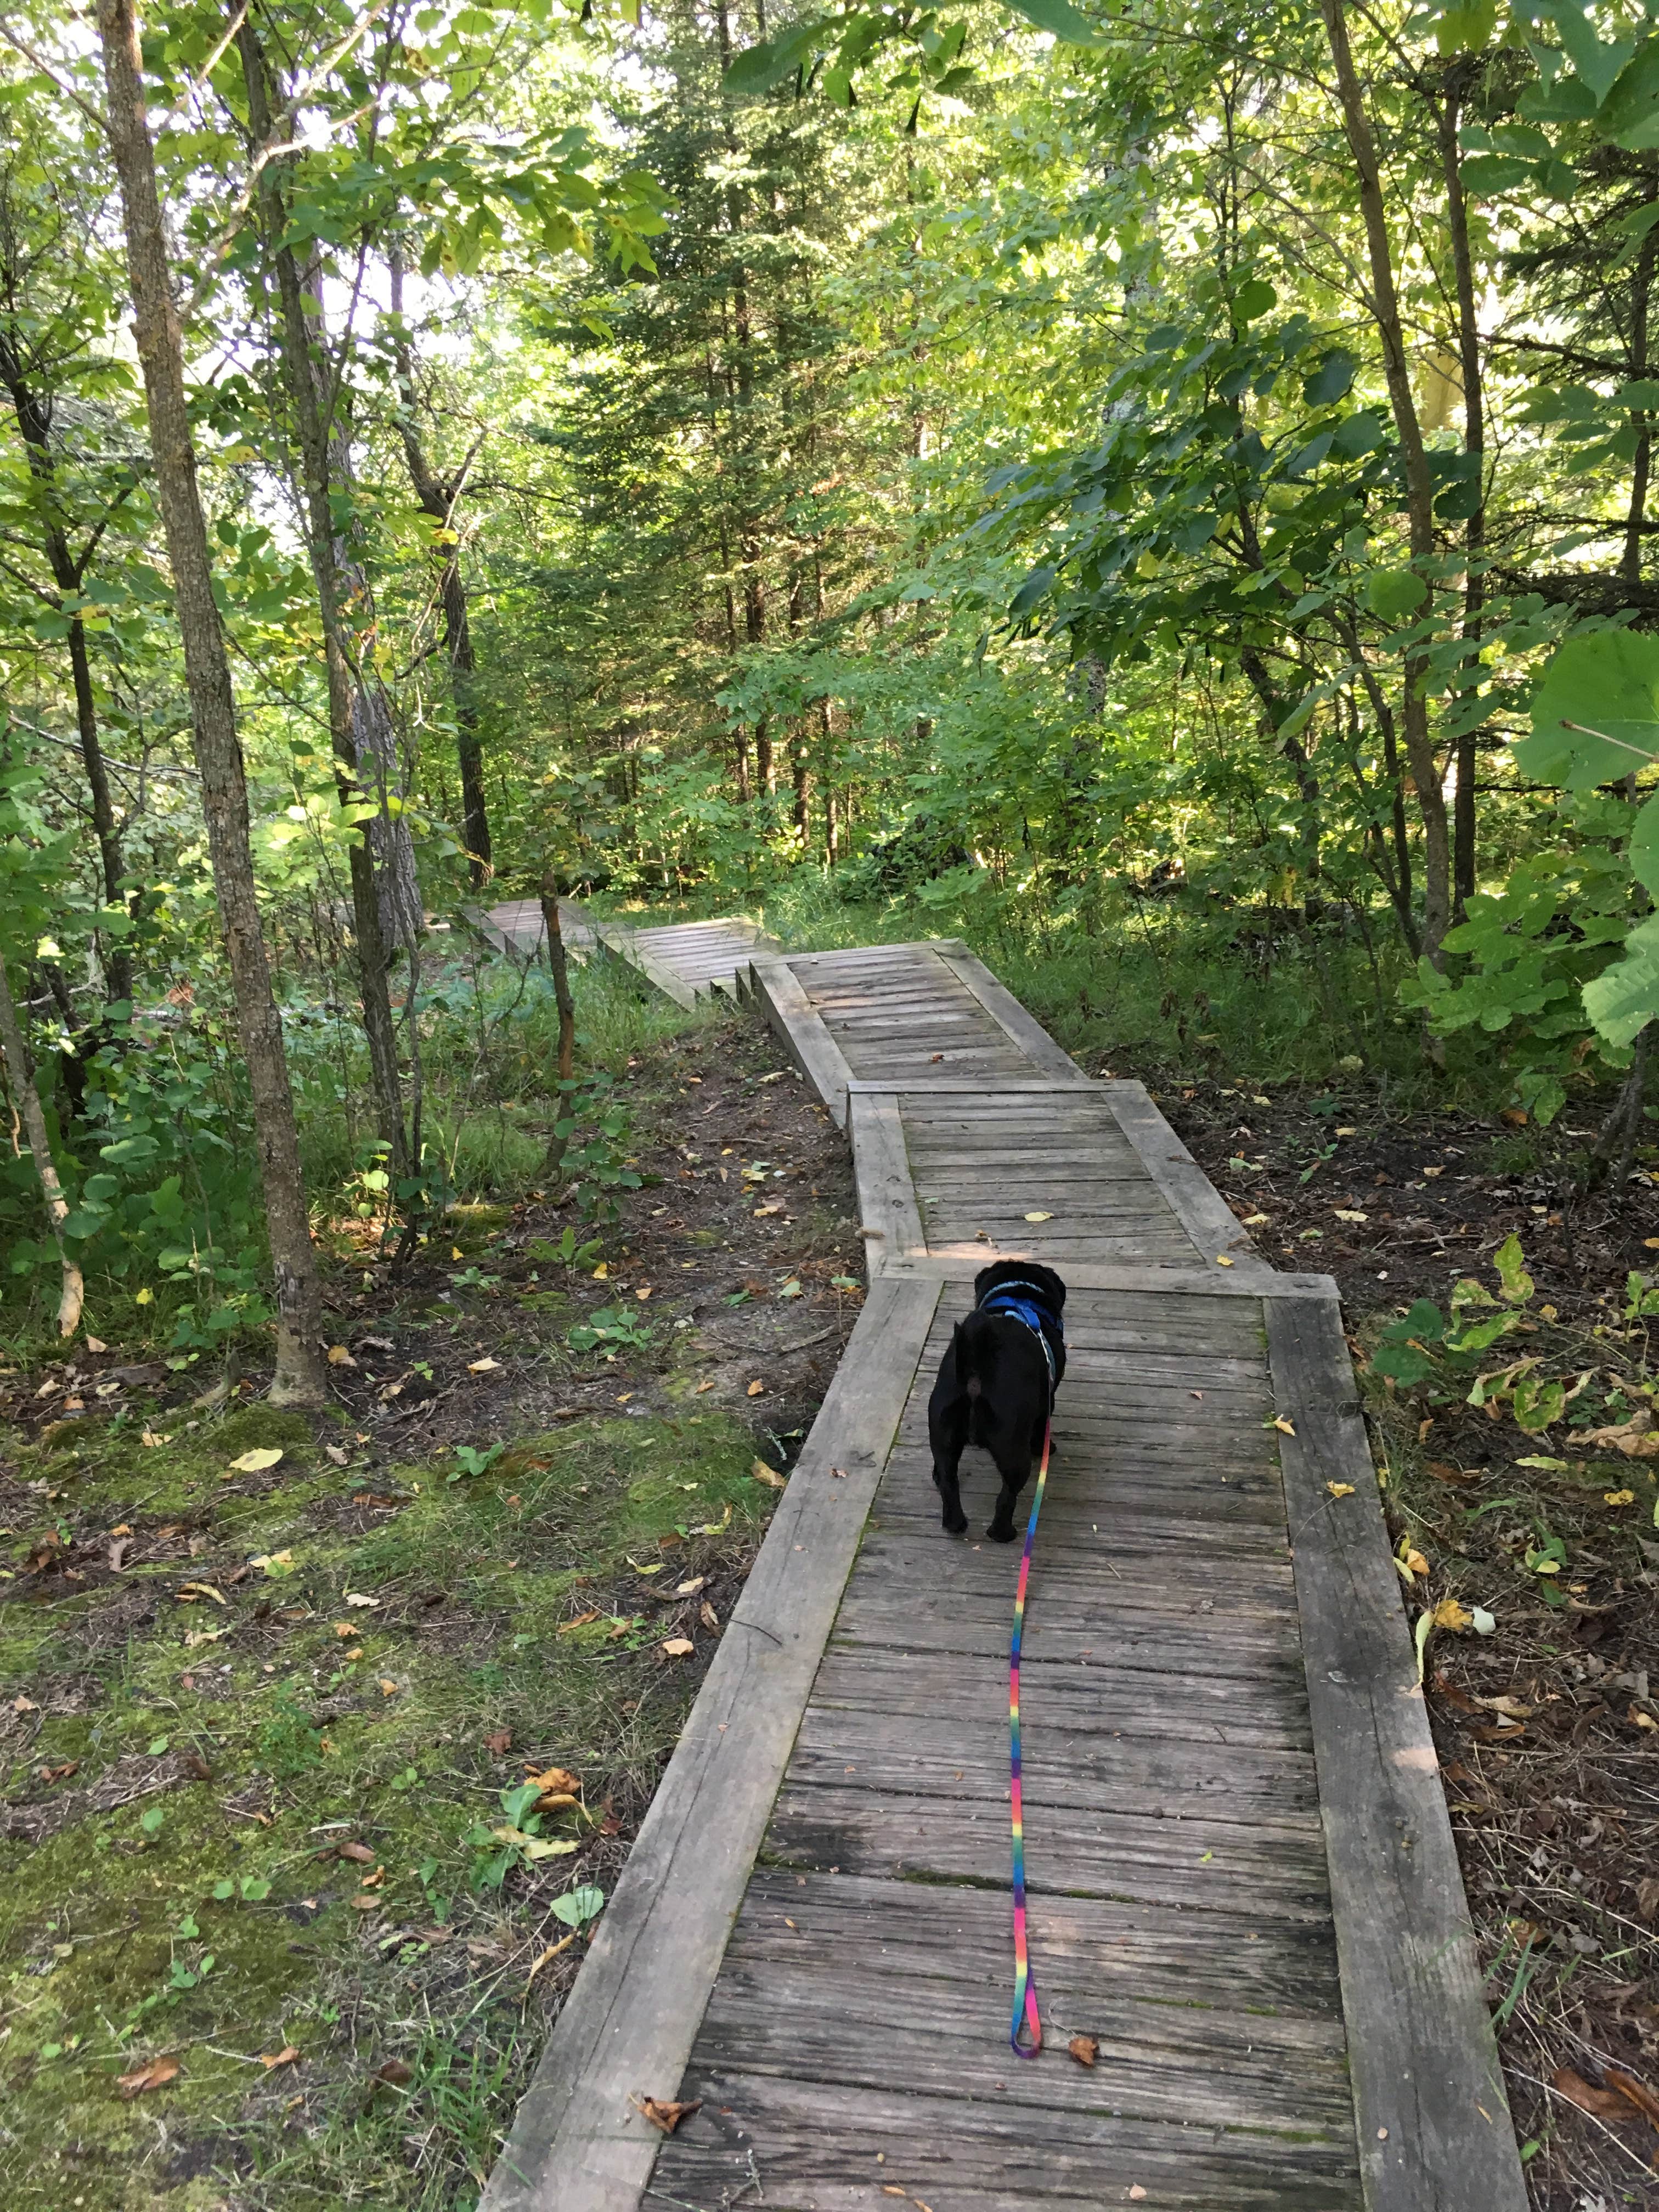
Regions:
[[476, 897, 778, 1009], [481, 932, 1528, 2212]]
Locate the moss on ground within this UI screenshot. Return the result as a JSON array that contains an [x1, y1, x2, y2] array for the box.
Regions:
[[1, 1400, 774, 2210]]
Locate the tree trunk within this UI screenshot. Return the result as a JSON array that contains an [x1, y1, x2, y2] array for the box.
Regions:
[[0, 346, 134, 1005], [1321, 0, 1452, 969], [0, 949, 83, 1336], [388, 257, 492, 884], [792, 727, 810, 851], [95, 0, 324, 1404], [233, 13, 410, 1171], [539, 883, 576, 1082], [1438, 69, 1486, 916], [1622, 182, 1656, 586], [1592, 1020, 1652, 1189]]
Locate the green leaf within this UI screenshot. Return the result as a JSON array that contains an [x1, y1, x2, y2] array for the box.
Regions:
[[1235, 278, 1277, 324], [999, 0, 1106, 43], [1365, 568, 1428, 623], [1583, 910, 1659, 1046], [1518, 629, 1659, 787], [1493, 1233, 1534, 1305], [724, 19, 825, 95], [1010, 564, 1056, 617], [1435, 0, 1497, 52], [1332, 409, 1383, 456], [1460, 152, 1536, 193], [1304, 348, 1356, 406], [551, 1882, 605, 1927]]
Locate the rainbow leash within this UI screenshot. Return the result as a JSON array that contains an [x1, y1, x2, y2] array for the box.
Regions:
[[1009, 1418, 1052, 2057]]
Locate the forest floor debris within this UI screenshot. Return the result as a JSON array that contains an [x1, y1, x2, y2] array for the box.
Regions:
[[0, 997, 862, 2210]]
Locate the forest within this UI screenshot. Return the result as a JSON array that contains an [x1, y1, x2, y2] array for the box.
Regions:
[[2, 0, 1658, 2204]]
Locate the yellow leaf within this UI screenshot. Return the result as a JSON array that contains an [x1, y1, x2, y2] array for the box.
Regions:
[[326, 1346, 356, 1367], [751, 1459, 787, 1489], [592, 1262, 608, 1280], [259, 2046, 301, 2070], [1433, 1598, 1471, 1631], [747, 1378, 765, 1396], [452, 1246, 464, 1260], [1325, 1481, 1355, 1499], [1215, 1254, 1234, 1267], [1024, 1211, 1054, 1222], [1333, 1209, 1368, 1224], [1405, 1549, 1430, 1577], [1604, 1488, 1636, 1506], [661, 1637, 695, 1657], [229, 1448, 284, 1473], [176, 1581, 226, 1605], [492, 1826, 576, 1859], [467, 1357, 499, 1373], [134, 1288, 153, 1306], [1272, 1416, 1296, 1436], [250, 1550, 295, 1577], [635, 1286, 652, 1300]]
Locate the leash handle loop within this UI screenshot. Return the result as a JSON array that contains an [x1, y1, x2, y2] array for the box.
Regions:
[[1009, 1417, 1051, 2057]]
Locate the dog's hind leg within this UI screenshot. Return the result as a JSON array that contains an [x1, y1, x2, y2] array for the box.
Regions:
[[986, 1449, 1030, 1544], [928, 1389, 970, 1537]]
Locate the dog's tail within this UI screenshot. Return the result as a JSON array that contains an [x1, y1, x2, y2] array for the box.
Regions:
[[953, 1310, 1004, 1402]]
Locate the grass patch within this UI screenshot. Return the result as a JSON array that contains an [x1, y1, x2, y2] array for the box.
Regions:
[[1, 1396, 775, 2210]]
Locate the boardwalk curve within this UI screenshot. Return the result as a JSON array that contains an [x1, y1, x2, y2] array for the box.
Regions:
[[479, 921, 1528, 2212]]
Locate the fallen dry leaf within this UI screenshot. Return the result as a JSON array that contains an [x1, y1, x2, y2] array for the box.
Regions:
[[1332, 1209, 1368, 1224], [467, 1357, 500, 1373], [557, 1610, 600, 1635], [1432, 1599, 1471, 1632], [1024, 1210, 1054, 1223], [1068, 2035, 1098, 2068], [176, 1581, 227, 1606], [259, 2046, 301, 2070], [228, 1448, 283, 1473], [524, 1765, 580, 1796], [325, 1444, 350, 1467], [1606, 2066, 1659, 2129], [1553, 2066, 1629, 2120], [85, 1335, 107, 1352], [751, 1459, 787, 1489], [117, 2054, 180, 2098], [350, 1894, 382, 1911], [662, 1637, 695, 1657], [485, 1728, 512, 1756], [674, 1576, 706, 1596], [746, 1378, 765, 1396], [1325, 1481, 1355, 1499], [524, 1930, 579, 1989], [1604, 1488, 1637, 1506], [631, 2095, 701, 2135], [1571, 1409, 1659, 1458], [326, 1346, 357, 1367], [343, 1593, 380, 1609], [338, 1841, 376, 1865], [1215, 1254, 1235, 1268], [700, 1600, 720, 1630], [371, 2058, 414, 2088], [1128, 2189, 1148, 2203], [1272, 1416, 1296, 1437]]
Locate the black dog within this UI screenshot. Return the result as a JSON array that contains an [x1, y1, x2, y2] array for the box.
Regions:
[[928, 1261, 1066, 1542]]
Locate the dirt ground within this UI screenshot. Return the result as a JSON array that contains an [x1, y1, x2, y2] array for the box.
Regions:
[[1140, 1063, 1659, 2209]]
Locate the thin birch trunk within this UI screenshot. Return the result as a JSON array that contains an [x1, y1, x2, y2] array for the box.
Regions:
[[0, 951, 83, 1336]]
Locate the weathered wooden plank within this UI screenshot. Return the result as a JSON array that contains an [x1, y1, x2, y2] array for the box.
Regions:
[[809, 1644, 1313, 1751], [765, 1779, 1337, 1920], [1098, 1080, 1276, 1274], [790, 1706, 1321, 1826], [651, 2069, 1363, 2211], [879, 1256, 1331, 1295], [848, 1091, 927, 1262], [726, 1869, 1342, 2012], [932, 938, 1094, 1081], [690, 1958, 1356, 2138], [1266, 1294, 1528, 2212], [748, 957, 858, 1124], [477, 1274, 943, 2212]]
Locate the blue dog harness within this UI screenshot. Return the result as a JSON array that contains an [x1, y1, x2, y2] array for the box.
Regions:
[[977, 1279, 1063, 1395]]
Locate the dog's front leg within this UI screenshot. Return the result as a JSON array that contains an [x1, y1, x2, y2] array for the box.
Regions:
[[929, 1391, 970, 1537]]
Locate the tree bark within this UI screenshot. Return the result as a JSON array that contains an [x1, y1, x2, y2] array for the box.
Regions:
[[1438, 68, 1485, 916], [539, 882, 576, 1083], [0, 342, 134, 1005], [97, 0, 324, 1405], [1321, 0, 1452, 968], [1622, 178, 1656, 588], [233, 12, 410, 1173], [388, 256, 491, 884], [0, 949, 83, 1336]]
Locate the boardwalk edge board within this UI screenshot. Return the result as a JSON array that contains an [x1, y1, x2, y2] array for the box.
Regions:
[[1267, 1294, 1529, 2212], [478, 1274, 943, 2212]]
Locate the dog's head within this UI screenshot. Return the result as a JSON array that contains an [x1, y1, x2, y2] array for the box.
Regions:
[[972, 1258, 1066, 1318]]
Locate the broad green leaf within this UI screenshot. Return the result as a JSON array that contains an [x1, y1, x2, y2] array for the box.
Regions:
[[1303, 348, 1356, 405], [1235, 278, 1277, 324], [1365, 568, 1428, 623], [724, 20, 825, 95], [1518, 630, 1659, 787], [1000, 0, 1106, 42], [1629, 795, 1659, 897], [1435, 0, 1497, 52], [1583, 910, 1659, 1046], [1493, 1233, 1534, 1305]]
